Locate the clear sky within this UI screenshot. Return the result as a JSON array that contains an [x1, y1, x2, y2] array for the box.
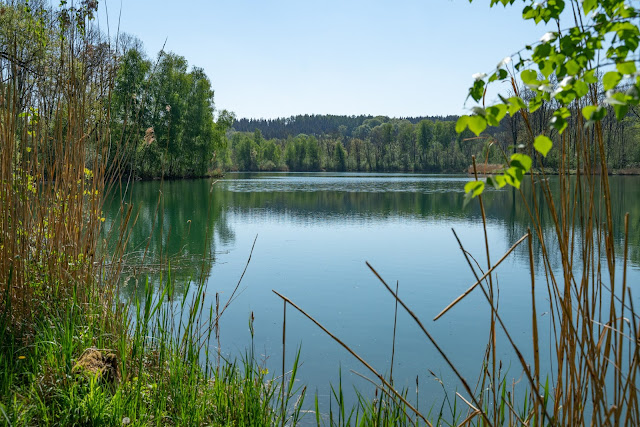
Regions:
[[98, 0, 551, 119]]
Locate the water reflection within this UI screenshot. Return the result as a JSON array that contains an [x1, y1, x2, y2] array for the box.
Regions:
[[105, 174, 640, 279], [102, 173, 640, 416], [102, 179, 235, 300]]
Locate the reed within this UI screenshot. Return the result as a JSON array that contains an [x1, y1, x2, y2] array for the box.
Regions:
[[0, 2, 305, 425], [3, 1, 638, 425], [269, 44, 639, 427], [292, 115, 639, 425]]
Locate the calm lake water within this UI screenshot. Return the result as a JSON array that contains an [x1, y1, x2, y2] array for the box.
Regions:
[[104, 172, 640, 416]]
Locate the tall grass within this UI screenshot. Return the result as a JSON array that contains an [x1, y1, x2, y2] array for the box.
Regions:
[[0, 2, 306, 425]]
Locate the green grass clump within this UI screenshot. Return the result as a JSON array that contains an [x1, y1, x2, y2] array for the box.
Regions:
[[0, 277, 306, 426]]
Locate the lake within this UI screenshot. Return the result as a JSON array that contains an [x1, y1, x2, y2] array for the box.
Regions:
[[103, 172, 640, 417]]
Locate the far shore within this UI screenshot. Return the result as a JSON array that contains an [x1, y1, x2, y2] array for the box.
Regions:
[[128, 166, 640, 182]]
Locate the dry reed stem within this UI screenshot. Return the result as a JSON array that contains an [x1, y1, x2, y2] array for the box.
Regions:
[[528, 228, 540, 427], [364, 262, 492, 426], [472, 153, 499, 426], [450, 230, 554, 425], [281, 299, 286, 427], [433, 233, 528, 321], [390, 280, 399, 386], [271, 289, 431, 427]]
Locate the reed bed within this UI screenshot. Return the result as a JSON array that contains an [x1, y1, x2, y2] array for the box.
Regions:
[[0, 2, 305, 425]]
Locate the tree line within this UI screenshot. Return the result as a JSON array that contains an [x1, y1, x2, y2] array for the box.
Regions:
[[5, 0, 639, 178], [216, 108, 640, 173], [215, 118, 480, 173], [232, 114, 459, 139]]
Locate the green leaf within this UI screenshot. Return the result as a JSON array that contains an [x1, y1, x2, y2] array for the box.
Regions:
[[468, 115, 487, 136], [603, 71, 623, 90], [464, 180, 485, 197], [582, 0, 597, 13], [469, 80, 485, 102], [521, 69, 539, 84], [506, 96, 526, 115], [582, 105, 607, 121], [582, 105, 597, 120], [529, 96, 543, 113], [555, 107, 571, 119], [606, 92, 626, 105], [472, 106, 487, 117], [504, 167, 524, 189], [613, 103, 629, 120], [510, 153, 532, 172], [583, 69, 597, 84], [463, 180, 485, 207], [487, 104, 508, 123], [573, 80, 588, 97], [539, 60, 554, 78], [487, 174, 506, 189], [617, 61, 637, 75], [456, 116, 469, 133], [551, 107, 571, 133], [550, 115, 568, 133], [565, 59, 581, 76], [488, 69, 509, 83], [554, 89, 576, 105], [534, 135, 553, 156], [608, 93, 630, 119]]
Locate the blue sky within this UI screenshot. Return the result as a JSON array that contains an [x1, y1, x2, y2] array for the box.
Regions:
[[99, 1, 551, 119]]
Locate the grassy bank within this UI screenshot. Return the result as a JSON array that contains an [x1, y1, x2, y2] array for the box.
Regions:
[[1, 277, 306, 425]]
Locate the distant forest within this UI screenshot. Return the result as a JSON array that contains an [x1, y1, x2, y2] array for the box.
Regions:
[[232, 115, 459, 139], [214, 111, 640, 173]]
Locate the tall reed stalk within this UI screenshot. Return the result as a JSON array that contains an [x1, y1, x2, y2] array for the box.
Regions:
[[1, 2, 306, 424], [272, 36, 639, 427]]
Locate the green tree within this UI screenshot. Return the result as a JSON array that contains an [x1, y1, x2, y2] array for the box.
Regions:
[[305, 136, 321, 170], [416, 120, 433, 170], [232, 133, 257, 171], [111, 46, 152, 173], [397, 121, 415, 171], [333, 141, 347, 171], [283, 138, 295, 171], [260, 139, 281, 171]]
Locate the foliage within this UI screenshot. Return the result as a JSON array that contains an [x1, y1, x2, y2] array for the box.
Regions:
[[450, 0, 640, 425], [459, 0, 640, 193], [111, 47, 233, 179], [223, 118, 476, 172], [224, 109, 640, 172], [232, 114, 459, 139], [0, 2, 302, 426]]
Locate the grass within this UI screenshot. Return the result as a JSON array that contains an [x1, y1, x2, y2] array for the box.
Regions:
[[0, 274, 307, 425]]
